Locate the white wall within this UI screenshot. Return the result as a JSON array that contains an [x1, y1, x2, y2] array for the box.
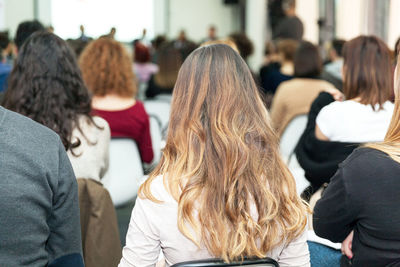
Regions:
[[296, 0, 319, 43], [388, 0, 400, 49], [166, 0, 241, 42]]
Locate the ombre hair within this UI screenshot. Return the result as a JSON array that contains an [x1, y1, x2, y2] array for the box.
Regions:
[[342, 36, 392, 109], [368, 53, 400, 161], [140, 44, 308, 262]]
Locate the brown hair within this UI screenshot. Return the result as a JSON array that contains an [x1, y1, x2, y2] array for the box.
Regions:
[[342, 36, 392, 109], [140, 44, 308, 262], [277, 39, 298, 61], [294, 41, 322, 78], [154, 43, 182, 89], [79, 37, 137, 97]]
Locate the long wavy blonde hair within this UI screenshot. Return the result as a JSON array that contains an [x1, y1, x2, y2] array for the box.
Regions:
[[367, 53, 400, 160], [140, 44, 308, 262]]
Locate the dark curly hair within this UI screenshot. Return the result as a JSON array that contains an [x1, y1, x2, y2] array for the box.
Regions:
[[2, 31, 98, 152]]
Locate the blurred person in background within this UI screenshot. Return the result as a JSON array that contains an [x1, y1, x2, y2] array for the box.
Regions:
[[320, 39, 346, 90], [150, 35, 167, 63], [273, 0, 303, 41], [202, 25, 218, 43], [229, 32, 254, 63], [79, 24, 90, 41], [2, 31, 110, 182], [14, 20, 44, 52], [146, 43, 182, 99], [80, 37, 154, 164], [0, 32, 12, 92], [133, 41, 158, 84], [260, 39, 298, 95], [270, 41, 335, 136]]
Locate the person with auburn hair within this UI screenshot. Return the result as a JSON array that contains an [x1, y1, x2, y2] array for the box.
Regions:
[[2, 31, 110, 182], [313, 51, 400, 266], [119, 44, 310, 267], [133, 41, 158, 83], [270, 41, 335, 136], [145, 43, 182, 98], [80, 37, 153, 164]]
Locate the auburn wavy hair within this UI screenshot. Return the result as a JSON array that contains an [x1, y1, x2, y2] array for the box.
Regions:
[[140, 44, 308, 262], [79, 37, 137, 97], [2, 31, 98, 152]]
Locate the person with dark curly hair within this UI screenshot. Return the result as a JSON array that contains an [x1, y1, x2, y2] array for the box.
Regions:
[[79, 37, 154, 164], [2, 31, 111, 182]]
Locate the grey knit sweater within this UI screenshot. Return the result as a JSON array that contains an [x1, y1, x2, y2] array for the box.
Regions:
[[0, 106, 84, 266]]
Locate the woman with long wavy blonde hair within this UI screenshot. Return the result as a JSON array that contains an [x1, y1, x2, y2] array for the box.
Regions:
[[314, 52, 400, 266], [119, 44, 309, 267]]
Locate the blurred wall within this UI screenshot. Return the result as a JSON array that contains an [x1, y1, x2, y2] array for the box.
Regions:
[[166, 0, 241, 42]]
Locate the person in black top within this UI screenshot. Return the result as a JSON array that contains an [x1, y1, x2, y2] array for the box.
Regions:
[[273, 0, 304, 41], [314, 52, 400, 266]]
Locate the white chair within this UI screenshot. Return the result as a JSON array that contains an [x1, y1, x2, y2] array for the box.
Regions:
[[279, 114, 308, 159], [154, 94, 172, 103], [102, 139, 144, 207], [144, 100, 171, 132], [149, 115, 163, 165]]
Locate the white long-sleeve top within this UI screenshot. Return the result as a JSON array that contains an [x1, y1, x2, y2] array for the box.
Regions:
[[119, 175, 310, 267], [67, 116, 110, 181]]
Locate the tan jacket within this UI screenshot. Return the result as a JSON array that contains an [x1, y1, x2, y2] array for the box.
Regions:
[[269, 78, 335, 137], [78, 178, 122, 267]]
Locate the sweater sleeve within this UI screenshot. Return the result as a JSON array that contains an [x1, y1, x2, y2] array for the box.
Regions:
[[119, 197, 161, 267], [313, 157, 359, 243], [278, 230, 310, 267], [47, 140, 84, 266], [138, 106, 154, 164]]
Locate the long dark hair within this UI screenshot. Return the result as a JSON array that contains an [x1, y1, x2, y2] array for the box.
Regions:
[[2, 31, 98, 152]]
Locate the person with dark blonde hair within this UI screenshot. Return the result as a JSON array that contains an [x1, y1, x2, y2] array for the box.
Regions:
[[119, 44, 310, 266], [80, 37, 153, 163], [314, 51, 400, 267]]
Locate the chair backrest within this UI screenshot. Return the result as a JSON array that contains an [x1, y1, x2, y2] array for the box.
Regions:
[[171, 258, 279, 267], [102, 138, 144, 207], [279, 114, 308, 159], [149, 115, 163, 165], [144, 100, 171, 132]]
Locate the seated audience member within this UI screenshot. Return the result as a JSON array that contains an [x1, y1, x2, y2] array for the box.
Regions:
[[2, 31, 110, 182], [145, 43, 182, 98], [270, 41, 335, 136], [0, 109, 83, 266], [150, 35, 167, 63], [119, 44, 310, 267], [0, 32, 12, 92], [273, 0, 304, 41], [260, 39, 298, 95], [320, 39, 346, 90], [229, 32, 254, 64], [79, 37, 154, 164], [313, 50, 400, 267], [201, 25, 218, 43], [133, 41, 158, 83], [296, 36, 394, 197]]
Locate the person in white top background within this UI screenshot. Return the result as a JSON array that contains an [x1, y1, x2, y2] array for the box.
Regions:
[[315, 35, 394, 143], [119, 44, 310, 267]]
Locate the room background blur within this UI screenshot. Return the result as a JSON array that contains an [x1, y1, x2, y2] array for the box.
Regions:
[[0, 0, 399, 70]]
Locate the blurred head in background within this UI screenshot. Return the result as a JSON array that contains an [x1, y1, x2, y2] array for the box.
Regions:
[[15, 20, 44, 51], [229, 32, 254, 62], [294, 41, 322, 78], [154, 43, 182, 89]]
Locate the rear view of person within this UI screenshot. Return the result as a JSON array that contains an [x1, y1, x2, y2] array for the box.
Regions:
[[0, 113, 83, 265], [80, 37, 154, 164], [2, 31, 110, 182], [119, 44, 310, 267]]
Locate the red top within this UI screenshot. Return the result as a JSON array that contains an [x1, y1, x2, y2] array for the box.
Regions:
[[93, 101, 154, 163]]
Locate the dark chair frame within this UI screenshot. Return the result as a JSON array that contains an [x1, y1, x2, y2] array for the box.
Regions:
[[171, 257, 279, 267]]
